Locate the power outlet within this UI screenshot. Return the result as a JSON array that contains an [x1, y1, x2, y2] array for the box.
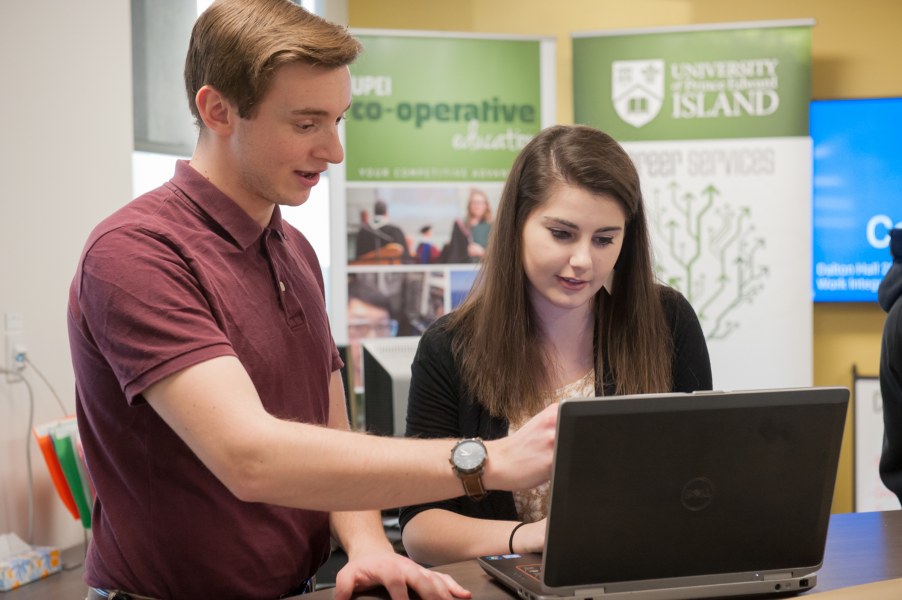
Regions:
[[4, 313, 25, 383]]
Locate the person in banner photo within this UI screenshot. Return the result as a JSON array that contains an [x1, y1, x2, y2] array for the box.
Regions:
[[399, 124, 713, 566], [440, 188, 495, 264], [463, 187, 494, 261], [354, 198, 413, 263], [879, 228, 902, 504], [347, 277, 397, 395], [416, 225, 442, 264], [67, 1, 559, 599]]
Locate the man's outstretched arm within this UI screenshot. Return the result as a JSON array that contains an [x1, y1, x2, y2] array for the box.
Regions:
[[143, 356, 557, 511]]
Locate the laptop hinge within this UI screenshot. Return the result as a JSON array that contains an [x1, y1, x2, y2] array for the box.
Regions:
[[574, 587, 607, 596]]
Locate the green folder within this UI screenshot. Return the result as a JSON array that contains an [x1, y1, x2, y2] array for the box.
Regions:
[[51, 423, 92, 529]]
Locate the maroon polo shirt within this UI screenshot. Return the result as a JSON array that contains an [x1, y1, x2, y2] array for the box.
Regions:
[[68, 160, 341, 599]]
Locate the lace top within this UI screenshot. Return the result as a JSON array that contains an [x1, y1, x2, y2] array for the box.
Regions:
[[509, 369, 595, 523]]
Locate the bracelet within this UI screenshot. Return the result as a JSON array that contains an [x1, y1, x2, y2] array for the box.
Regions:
[[509, 521, 527, 554]]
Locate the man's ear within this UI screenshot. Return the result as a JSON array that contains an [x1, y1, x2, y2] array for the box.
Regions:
[[195, 85, 235, 134]]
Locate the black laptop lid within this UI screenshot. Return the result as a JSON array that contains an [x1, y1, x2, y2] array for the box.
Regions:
[[543, 388, 849, 588]]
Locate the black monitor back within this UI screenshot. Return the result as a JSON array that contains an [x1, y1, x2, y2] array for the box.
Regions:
[[361, 337, 421, 436]]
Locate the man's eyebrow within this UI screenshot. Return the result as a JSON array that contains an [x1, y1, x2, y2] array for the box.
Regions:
[[541, 216, 622, 233], [290, 102, 351, 116], [290, 108, 330, 116]]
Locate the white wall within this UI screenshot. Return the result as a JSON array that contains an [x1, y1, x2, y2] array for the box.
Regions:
[[0, 1, 133, 550]]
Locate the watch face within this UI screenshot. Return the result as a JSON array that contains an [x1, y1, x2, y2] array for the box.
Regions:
[[453, 439, 487, 472]]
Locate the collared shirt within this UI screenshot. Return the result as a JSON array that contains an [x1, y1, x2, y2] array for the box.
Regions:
[[68, 160, 340, 599]]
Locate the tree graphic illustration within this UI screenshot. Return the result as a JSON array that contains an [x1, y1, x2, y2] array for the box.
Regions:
[[649, 181, 769, 340]]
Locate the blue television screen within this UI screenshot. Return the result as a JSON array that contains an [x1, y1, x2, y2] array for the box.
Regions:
[[811, 97, 902, 302]]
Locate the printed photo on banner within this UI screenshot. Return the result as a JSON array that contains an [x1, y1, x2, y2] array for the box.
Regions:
[[450, 269, 480, 309], [346, 184, 502, 266], [346, 270, 446, 393]]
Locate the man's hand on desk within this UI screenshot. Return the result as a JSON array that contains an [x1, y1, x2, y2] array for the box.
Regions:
[[334, 549, 472, 600]]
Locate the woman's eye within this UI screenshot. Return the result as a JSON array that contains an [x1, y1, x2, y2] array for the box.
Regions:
[[549, 228, 572, 240], [593, 236, 615, 246]]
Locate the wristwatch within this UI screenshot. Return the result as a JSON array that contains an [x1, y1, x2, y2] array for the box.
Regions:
[[450, 437, 488, 500]]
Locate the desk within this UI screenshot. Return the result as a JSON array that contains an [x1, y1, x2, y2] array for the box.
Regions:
[[5, 511, 899, 599], [2, 544, 88, 600], [303, 510, 902, 599]]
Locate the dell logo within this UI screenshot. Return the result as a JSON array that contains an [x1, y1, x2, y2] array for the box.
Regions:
[[681, 477, 715, 511]]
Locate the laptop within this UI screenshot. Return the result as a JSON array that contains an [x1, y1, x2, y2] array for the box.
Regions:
[[478, 387, 849, 600]]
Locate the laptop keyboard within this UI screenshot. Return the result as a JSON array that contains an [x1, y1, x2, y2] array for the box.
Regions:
[[516, 563, 544, 582]]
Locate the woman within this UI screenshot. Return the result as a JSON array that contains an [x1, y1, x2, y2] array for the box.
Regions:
[[400, 125, 712, 566], [464, 188, 493, 261], [439, 189, 494, 264]]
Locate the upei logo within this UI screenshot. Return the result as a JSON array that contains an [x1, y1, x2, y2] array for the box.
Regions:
[[612, 59, 665, 128]]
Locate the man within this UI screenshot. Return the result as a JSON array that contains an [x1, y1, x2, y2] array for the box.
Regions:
[[879, 227, 902, 503], [355, 199, 412, 262], [67, 1, 556, 599], [347, 278, 396, 394], [415, 225, 442, 264]]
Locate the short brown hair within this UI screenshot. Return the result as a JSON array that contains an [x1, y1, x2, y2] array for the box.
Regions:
[[184, 0, 362, 126]]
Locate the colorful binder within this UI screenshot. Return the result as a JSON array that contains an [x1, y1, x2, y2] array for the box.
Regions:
[[32, 416, 93, 529], [32, 418, 80, 521]]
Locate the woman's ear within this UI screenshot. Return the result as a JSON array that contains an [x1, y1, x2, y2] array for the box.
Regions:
[[194, 85, 235, 134]]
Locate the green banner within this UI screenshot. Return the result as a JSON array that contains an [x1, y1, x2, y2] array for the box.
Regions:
[[347, 34, 543, 181], [573, 21, 814, 392], [573, 24, 811, 141]]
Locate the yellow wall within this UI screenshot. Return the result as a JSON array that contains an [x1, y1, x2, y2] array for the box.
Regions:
[[348, 0, 902, 513]]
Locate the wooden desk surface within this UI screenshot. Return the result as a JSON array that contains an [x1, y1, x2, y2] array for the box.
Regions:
[[303, 510, 902, 599], [5, 511, 900, 599]]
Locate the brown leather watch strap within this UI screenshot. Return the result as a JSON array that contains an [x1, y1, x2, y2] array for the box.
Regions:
[[460, 470, 487, 500]]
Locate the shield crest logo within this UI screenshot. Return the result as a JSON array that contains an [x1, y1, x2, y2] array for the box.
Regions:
[[611, 59, 665, 128]]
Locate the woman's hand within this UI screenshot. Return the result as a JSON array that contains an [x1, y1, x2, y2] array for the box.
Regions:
[[511, 519, 547, 554]]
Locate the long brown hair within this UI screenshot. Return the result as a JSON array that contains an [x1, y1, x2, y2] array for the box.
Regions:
[[185, 0, 362, 126], [448, 125, 672, 423]]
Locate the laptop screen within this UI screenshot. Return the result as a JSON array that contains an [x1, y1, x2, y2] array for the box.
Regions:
[[543, 389, 848, 588]]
